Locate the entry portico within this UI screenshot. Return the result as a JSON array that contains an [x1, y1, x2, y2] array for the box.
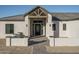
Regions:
[[25, 6, 49, 38]]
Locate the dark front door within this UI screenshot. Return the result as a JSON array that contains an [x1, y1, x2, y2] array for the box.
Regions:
[[35, 24, 41, 36]]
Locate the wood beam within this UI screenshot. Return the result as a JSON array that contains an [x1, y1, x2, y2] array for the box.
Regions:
[[28, 16, 47, 18], [39, 8, 47, 15], [38, 9, 40, 15], [34, 11, 38, 15], [40, 11, 43, 16]]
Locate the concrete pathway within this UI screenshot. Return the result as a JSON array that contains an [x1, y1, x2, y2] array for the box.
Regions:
[[29, 37, 50, 54], [33, 45, 49, 54]]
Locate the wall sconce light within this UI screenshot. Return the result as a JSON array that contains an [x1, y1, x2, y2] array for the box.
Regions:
[[26, 24, 28, 27], [49, 24, 51, 27]]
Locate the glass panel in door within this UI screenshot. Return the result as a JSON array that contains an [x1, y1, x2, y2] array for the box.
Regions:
[[35, 24, 41, 36]]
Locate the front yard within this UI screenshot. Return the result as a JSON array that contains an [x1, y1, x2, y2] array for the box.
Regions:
[[0, 39, 32, 54], [0, 39, 6, 46], [46, 46, 79, 54], [0, 46, 32, 54], [1, 39, 79, 54]]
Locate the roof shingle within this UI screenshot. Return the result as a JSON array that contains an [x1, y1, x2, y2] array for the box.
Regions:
[[0, 14, 24, 21]]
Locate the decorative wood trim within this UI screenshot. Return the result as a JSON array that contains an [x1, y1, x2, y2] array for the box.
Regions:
[[28, 16, 47, 18], [28, 8, 48, 18], [34, 11, 37, 15], [38, 9, 39, 15], [39, 9, 43, 15], [39, 8, 47, 15]]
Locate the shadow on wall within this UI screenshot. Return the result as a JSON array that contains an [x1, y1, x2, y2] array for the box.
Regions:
[[28, 40, 47, 46], [52, 17, 60, 38]]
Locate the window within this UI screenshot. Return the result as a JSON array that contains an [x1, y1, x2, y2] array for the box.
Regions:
[[5, 24, 14, 34], [63, 24, 66, 31], [52, 24, 56, 31]]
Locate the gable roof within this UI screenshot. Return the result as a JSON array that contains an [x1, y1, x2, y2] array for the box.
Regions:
[[24, 6, 50, 16], [0, 6, 79, 21]]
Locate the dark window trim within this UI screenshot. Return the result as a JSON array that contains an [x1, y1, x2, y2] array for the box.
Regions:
[[5, 24, 14, 34], [52, 24, 56, 31], [63, 23, 66, 31]]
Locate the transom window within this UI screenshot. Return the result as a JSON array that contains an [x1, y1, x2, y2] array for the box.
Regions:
[[5, 24, 14, 34]]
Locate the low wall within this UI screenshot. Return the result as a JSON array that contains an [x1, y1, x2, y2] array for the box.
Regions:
[[49, 37, 79, 47], [6, 37, 28, 46]]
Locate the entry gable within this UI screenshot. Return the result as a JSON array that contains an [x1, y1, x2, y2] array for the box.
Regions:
[[25, 6, 48, 18]]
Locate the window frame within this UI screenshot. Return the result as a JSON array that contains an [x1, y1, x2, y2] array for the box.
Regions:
[[52, 24, 56, 31], [5, 24, 14, 34], [63, 23, 66, 31]]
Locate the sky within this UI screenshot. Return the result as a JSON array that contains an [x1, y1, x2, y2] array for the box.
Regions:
[[0, 5, 79, 18]]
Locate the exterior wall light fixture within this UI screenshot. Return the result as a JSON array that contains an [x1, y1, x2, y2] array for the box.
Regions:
[[26, 24, 28, 27]]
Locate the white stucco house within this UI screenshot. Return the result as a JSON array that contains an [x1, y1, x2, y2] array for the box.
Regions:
[[0, 6, 79, 46]]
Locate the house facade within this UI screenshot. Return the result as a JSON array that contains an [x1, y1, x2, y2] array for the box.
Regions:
[[1, 6, 79, 46]]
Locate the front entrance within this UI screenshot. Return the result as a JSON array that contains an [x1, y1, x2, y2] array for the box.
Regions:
[[34, 24, 43, 36], [32, 21, 43, 36]]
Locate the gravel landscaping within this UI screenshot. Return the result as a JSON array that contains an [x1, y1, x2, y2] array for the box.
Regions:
[[46, 46, 79, 54], [0, 39, 6, 46], [0, 46, 32, 54]]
